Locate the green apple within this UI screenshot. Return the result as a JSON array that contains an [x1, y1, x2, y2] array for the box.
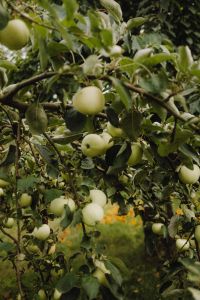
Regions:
[[38, 289, 47, 300], [82, 203, 104, 226], [152, 223, 164, 235], [106, 122, 124, 138], [53, 289, 62, 300], [33, 224, 51, 240], [93, 268, 108, 286], [26, 244, 41, 255], [176, 238, 190, 252], [81, 134, 106, 157], [89, 189, 107, 207], [109, 45, 123, 57], [4, 217, 14, 228], [178, 164, 200, 184], [0, 19, 29, 50], [73, 86, 105, 115], [194, 225, 200, 243], [50, 196, 76, 217], [0, 187, 4, 196], [0, 178, 9, 188], [100, 132, 114, 152], [19, 193, 32, 208], [128, 143, 143, 166]]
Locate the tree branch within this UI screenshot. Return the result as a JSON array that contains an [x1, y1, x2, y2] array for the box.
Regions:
[[123, 82, 200, 131]]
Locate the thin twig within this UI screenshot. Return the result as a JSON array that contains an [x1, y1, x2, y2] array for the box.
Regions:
[[7, 1, 56, 31]]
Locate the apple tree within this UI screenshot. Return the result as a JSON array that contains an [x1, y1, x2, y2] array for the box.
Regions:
[[0, 0, 199, 299]]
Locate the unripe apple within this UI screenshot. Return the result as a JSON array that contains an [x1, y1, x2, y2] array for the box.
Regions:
[[38, 289, 47, 300], [0, 178, 9, 188], [128, 143, 143, 166], [89, 189, 107, 207], [100, 132, 114, 152], [109, 45, 123, 57], [0, 188, 4, 196], [4, 217, 14, 228], [73, 86, 105, 115], [93, 268, 108, 286], [0, 19, 30, 50], [81, 134, 106, 157], [53, 289, 62, 300], [33, 224, 51, 240], [26, 244, 40, 255], [48, 243, 56, 255], [82, 203, 104, 226], [19, 193, 32, 208], [50, 196, 76, 217], [152, 223, 164, 235], [176, 238, 190, 252], [195, 225, 200, 243], [106, 122, 124, 138], [178, 164, 200, 184]]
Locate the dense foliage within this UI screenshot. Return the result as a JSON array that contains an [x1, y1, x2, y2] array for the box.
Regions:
[[0, 0, 199, 299]]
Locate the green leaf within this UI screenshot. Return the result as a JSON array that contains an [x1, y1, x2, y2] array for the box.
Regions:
[[111, 77, 131, 110], [64, 108, 87, 132], [178, 46, 194, 72], [52, 133, 83, 144], [144, 53, 174, 66], [0, 144, 16, 167], [25, 103, 48, 134], [121, 111, 142, 140], [71, 209, 82, 227], [81, 157, 95, 170], [139, 72, 168, 94], [179, 144, 200, 165], [44, 189, 63, 203], [127, 17, 147, 30], [60, 205, 73, 229], [188, 287, 200, 300], [56, 273, 80, 293], [17, 176, 40, 192], [0, 60, 17, 71], [106, 142, 131, 175], [100, 0, 122, 22], [0, 3, 9, 30], [100, 29, 113, 48], [104, 260, 123, 286], [106, 107, 119, 127], [63, 0, 79, 21], [0, 242, 15, 252], [119, 57, 138, 76], [168, 215, 182, 238], [81, 275, 100, 300]]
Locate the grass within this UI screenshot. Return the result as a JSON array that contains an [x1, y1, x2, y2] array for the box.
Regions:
[[0, 208, 160, 299]]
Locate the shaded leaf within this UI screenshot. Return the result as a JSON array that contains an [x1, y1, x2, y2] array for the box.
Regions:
[[121, 111, 142, 140], [81, 275, 100, 300], [64, 108, 87, 132], [111, 77, 131, 110], [100, 0, 122, 22], [56, 273, 80, 293]]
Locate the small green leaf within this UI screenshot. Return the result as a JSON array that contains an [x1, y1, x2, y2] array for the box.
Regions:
[[25, 103, 48, 134], [121, 111, 142, 140], [0, 144, 16, 167], [81, 275, 100, 300], [106, 142, 131, 175], [64, 108, 87, 132], [63, 0, 79, 21], [178, 46, 193, 73], [0, 4, 9, 30], [60, 205, 73, 229], [17, 176, 40, 192], [139, 72, 168, 94], [100, 29, 113, 48], [44, 189, 63, 203], [0, 242, 15, 252], [104, 260, 123, 286], [56, 273, 80, 293], [111, 77, 131, 110], [127, 17, 147, 30], [106, 107, 119, 127]]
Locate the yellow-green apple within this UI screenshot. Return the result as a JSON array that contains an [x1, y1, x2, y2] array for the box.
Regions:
[[89, 189, 107, 207], [0, 19, 29, 50], [106, 122, 124, 138], [81, 134, 106, 157], [152, 223, 164, 235], [50, 196, 76, 217], [128, 143, 143, 166], [73, 86, 105, 115], [33, 224, 51, 240], [82, 203, 104, 226], [19, 193, 32, 208], [178, 164, 200, 184]]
